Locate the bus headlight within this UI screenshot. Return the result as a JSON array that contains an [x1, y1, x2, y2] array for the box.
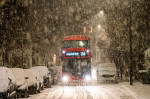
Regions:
[[62, 50, 66, 54], [85, 75, 91, 82], [86, 49, 90, 53], [62, 76, 69, 83]]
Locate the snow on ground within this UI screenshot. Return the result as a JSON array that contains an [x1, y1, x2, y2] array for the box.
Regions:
[[120, 82, 150, 99], [26, 82, 150, 99]]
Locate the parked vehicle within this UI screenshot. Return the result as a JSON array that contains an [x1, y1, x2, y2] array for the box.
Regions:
[[49, 67, 58, 84], [0, 67, 17, 98], [24, 69, 39, 94], [31, 70, 44, 92], [10, 68, 29, 98], [31, 66, 52, 88], [53, 66, 62, 82], [97, 63, 118, 83]]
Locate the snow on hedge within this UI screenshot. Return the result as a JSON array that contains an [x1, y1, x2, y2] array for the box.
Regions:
[[144, 48, 150, 58], [9, 68, 27, 87], [31, 66, 50, 77]]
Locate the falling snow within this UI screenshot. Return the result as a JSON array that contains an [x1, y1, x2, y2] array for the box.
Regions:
[[0, 0, 150, 98]]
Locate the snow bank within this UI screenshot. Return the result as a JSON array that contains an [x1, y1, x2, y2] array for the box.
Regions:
[[139, 70, 147, 73], [0, 67, 16, 92], [9, 68, 26, 87], [24, 69, 37, 86]]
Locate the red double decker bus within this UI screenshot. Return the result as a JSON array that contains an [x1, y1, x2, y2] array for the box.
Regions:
[[61, 35, 91, 83]]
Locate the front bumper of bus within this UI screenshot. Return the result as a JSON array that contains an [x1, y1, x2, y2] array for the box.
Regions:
[[61, 75, 91, 83]]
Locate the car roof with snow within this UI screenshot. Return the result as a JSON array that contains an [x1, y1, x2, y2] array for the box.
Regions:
[[31, 66, 50, 77], [24, 69, 37, 86], [9, 68, 27, 86]]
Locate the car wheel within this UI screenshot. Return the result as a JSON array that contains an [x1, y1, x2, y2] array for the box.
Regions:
[[34, 85, 38, 94], [52, 79, 55, 84], [41, 84, 44, 90], [49, 83, 52, 88], [14, 92, 17, 99], [17, 92, 21, 98], [38, 83, 41, 93], [54, 80, 57, 85], [24, 89, 29, 98], [47, 81, 51, 88], [3, 92, 8, 99], [48, 79, 52, 88], [7, 90, 11, 99]]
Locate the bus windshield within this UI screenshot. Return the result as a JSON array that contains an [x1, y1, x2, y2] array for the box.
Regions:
[[63, 40, 88, 48]]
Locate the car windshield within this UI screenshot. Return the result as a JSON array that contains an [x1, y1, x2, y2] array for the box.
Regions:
[[63, 40, 88, 48]]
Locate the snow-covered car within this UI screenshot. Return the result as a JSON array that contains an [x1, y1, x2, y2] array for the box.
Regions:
[[24, 69, 40, 94], [49, 67, 58, 84], [31, 66, 52, 88], [97, 63, 118, 83], [0, 67, 17, 98], [10, 68, 29, 98], [53, 66, 62, 82], [31, 70, 44, 92]]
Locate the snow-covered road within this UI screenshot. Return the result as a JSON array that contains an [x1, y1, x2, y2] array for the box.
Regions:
[[26, 82, 150, 99]]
